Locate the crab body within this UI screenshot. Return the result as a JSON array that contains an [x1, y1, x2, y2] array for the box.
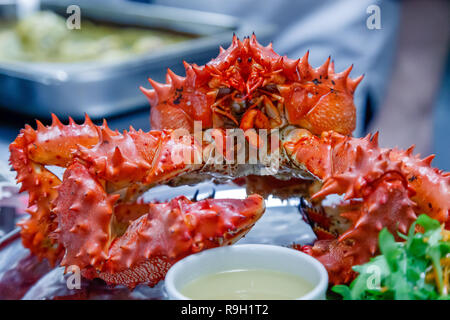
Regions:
[[8, 35, 450, 287], [143, 35, 362, 136], [142, 35, 449, 284]]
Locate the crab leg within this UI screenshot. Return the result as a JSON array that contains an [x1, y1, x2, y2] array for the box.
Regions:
[[284, 129, 450, 283], [9, 114, 99, 264], [9, 115, 265, 287], [54, 161, 264, 288]]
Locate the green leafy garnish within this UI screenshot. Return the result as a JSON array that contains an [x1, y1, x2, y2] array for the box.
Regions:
[[332, 214, 450, 300]]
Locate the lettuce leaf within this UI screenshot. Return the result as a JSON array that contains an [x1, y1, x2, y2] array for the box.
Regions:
[[332, 215, 450, 300]]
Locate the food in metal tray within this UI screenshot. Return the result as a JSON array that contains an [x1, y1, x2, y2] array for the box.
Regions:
[[0, 11, 191, 63]]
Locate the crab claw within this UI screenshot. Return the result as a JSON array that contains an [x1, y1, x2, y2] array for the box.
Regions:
[[88, 195, 265, 288], [54, 160, 265, 289]]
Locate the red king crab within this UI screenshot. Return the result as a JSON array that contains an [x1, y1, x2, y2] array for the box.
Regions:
[[9, 35, 449, 287]]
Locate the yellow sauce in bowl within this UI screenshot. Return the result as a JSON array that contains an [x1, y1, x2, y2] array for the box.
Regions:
[[180, 269, 314, 300]]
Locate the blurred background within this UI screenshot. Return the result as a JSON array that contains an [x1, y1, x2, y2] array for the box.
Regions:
[[0, 0, 448, 171]]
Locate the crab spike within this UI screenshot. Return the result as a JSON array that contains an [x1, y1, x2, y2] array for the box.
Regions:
[[232, 33, 238, 45], [69, 204, 81, 212], [354, 145, 365, 166], [36, 119, 46, 131], [283, 58, 300, 75], [339, 64, 353, 79], [183, 60, 191, 71], [300, 50, 310, 65], [84, 113, 94, 127], [24, 124, 35, 133], [182, 61, 196, 80], [147, 78, 165, 96], [421, 154, 435, 166], [140, 86, 157, 106], [348, 74, 364, 92], [165, 72, 172, 85], [317, 56, 331, 77], [100, 119, 117, 137], [311, 179, 341, 199], [406, 145, 415, 156], [328, 60, 335, 74], [369, 243, 378, 255], [112, 147, 125, 165], [51, 114, 63, 128], [370, 131, 379, 147], [100, 126, 114, 142], [249, 32, 258, 45], [167, 68, 184, 88]]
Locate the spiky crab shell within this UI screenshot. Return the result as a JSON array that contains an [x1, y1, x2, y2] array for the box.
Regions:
[[9, 114, 266, 287], [9, 113, 450, 286], [8, 35, 450, 287], [284, 129, 449, 283], [99, 195, 264, 287], [142, 34, 363, 136], [53, 162, 265, 287], [9, 114, 99, 264]]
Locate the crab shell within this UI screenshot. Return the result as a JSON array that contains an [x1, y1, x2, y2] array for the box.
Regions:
[[9, 115, 265, 288], [142, 35, 449, 284], [8, 36, 450, 288], [142, 34, 363, 136]]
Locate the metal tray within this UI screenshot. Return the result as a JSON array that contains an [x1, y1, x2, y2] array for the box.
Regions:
[[0, 0, 275, 119]]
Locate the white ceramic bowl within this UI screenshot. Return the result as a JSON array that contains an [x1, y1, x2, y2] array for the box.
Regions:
[[165, 244, 328, 300]]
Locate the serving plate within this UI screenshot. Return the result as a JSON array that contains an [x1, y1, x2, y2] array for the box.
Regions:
[[0, 180, 316, 300]]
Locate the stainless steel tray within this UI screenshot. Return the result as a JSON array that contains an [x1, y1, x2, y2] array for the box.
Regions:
[[0, 0, 275, 119]]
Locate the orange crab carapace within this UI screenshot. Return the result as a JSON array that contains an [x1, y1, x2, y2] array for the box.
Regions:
[[9, 35, 449, 287]]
